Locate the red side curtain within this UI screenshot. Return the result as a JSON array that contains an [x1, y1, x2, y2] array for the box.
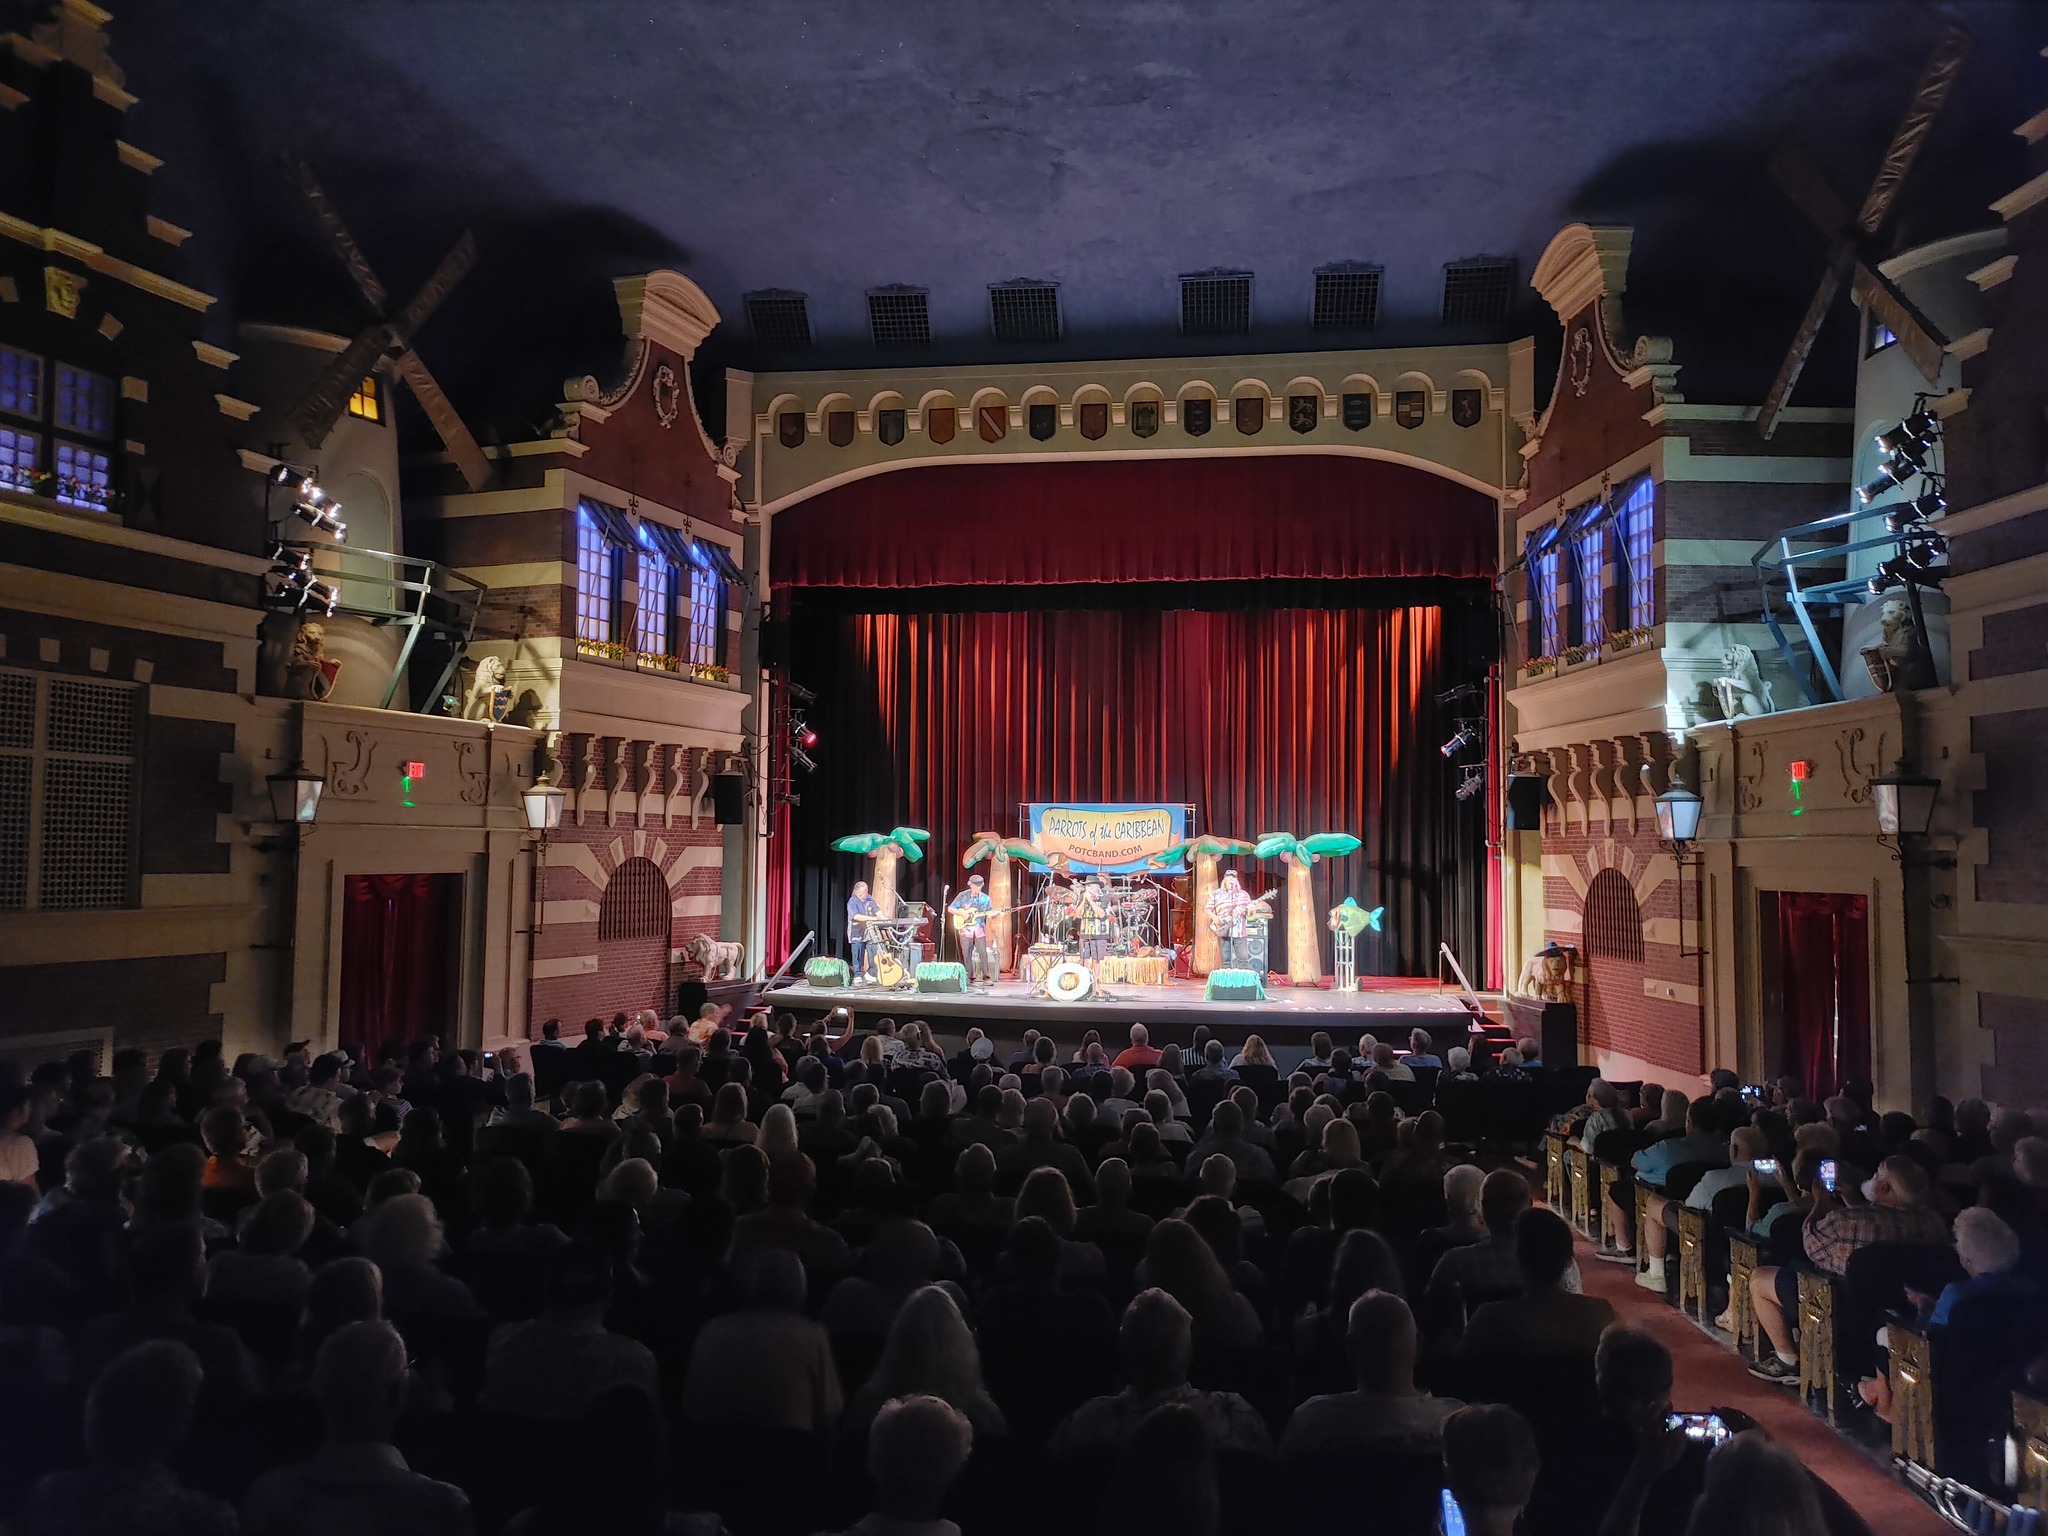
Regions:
[[783, 602, 1487, 979], [1776, 891, 1871, 1100], [340, 873, 463, 1050], [770, 456, 1496, 589]]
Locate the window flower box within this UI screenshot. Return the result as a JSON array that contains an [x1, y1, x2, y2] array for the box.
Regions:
[[1607, 624, 1658, 654], [1521, 655, 1558, 680], [1561, 642, 1599, 666]]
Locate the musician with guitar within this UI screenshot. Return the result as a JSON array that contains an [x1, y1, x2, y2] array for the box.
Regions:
[[949, 874, 998, 986], [846, 880, 879, 982], [1078, 874, 1113, 971], [1207, 868, 1254, 971]]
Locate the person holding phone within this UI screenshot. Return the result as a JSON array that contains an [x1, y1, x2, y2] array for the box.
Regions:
[[1747, 1154, 1950, 1382]]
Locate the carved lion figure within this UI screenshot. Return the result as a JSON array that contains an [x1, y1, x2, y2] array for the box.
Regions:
[[282, 621, 336, 701], [685, 932, 745, 981], [1711, 643, 1775, 720], [463, 655, 510, 721]]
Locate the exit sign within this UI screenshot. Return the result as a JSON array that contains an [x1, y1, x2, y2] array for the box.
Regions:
[[402, 761, 427, 778]]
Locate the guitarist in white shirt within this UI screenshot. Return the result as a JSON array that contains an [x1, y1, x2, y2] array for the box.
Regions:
[[1208, 868, 1254, 971]]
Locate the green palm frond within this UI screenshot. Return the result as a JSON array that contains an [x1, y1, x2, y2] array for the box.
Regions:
[[1301, 832, 1362, 859], [1253, 832, 1305, 861], [887, 826, 931, 862], [963, 834, 1003, 868], [830, 832, 887, 855], [1000, 838, 1053, 867]]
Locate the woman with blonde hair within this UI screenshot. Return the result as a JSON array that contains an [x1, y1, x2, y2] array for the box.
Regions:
[[703, 1082, 757, 1145], [841, 1284, 1006, 1445], [758, 1102, 804, 1168]]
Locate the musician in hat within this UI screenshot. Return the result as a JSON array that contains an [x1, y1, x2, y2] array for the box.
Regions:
[[1207, 868, 1253, 971], [950, 875, 997, 986], [1078, 873, 1113, 971], [846, 880, 878, 982]]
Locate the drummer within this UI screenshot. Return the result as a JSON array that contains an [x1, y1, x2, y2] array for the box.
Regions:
[[846, 880, 878, 982]]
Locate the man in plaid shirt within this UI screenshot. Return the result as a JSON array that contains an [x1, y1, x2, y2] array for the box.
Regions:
[[1746, 1155, 1949, 1382]]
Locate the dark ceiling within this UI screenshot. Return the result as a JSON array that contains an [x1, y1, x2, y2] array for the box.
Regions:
[[75, 0, 2047, 439]]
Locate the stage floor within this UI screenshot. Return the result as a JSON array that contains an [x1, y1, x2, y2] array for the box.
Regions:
[[760, 973, 1497, 1049]]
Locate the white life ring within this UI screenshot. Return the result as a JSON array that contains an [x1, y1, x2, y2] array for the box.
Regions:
[[1044, 961, 1094, 1003]]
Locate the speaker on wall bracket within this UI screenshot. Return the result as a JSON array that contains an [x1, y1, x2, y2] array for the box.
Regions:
[[712, 773, 746, 825]]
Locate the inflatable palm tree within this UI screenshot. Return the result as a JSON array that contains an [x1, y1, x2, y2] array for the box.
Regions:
[[1152, 834, 1256, 975], [963, 833, 1050, 972], [1254, 831, 1363, 985], [829, 826, 930, 916]]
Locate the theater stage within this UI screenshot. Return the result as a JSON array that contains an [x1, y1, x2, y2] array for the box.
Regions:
[[759, 973, 1499, 1055]]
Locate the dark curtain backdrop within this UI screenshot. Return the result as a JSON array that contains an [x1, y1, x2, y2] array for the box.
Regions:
[[340, 873, 463, 1049], [786, 587, 1491, 978], [771, 455, 1495, 590], [1776, 891, 1871, 1100]]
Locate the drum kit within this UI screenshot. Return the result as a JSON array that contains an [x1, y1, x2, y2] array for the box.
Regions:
[[1035, 872, 1166, 954]]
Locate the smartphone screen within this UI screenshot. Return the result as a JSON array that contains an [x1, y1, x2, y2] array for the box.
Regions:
[[1752, 1157, 1778, 1176], [1440, 1487, 1467, 1536], [1819, 1158, 1838, 1193], [1666, 1411, 1731, 1446]]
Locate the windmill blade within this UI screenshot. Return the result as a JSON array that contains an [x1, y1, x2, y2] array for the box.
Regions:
[[289, 324, 394, 447], [283, 154, 389, 314], [1756, 263, 1845, 441], [393, 231, 478, 341], [1850, 263, 1949, 381], [1857, 23, 1971, 235], [390, 347, 492, 492], [1769, 145, 1852, 243]]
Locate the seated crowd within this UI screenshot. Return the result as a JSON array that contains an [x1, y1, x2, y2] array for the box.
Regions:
[[0, 1009, 1924, 1535]]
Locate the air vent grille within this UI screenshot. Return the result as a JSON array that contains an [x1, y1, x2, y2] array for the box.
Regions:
[[744, 291, 812, 350], [1441, 259, 1516, 327], [1313, 265, 1381, 330], [989, 281, 1061, 344], [1180, 271, 1252, 336], [867, 287, 932, 348]]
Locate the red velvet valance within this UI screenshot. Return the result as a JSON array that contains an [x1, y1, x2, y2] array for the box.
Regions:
[[770, 455, 1497, 589]]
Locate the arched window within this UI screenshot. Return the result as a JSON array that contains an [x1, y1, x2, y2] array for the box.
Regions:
[[1584, 868, 1643, 961], [598, 857, 671, 942]]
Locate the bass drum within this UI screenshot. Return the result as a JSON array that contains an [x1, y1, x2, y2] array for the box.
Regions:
[[875, 952, 909, 989], [1043, 961, 1094, 1003]]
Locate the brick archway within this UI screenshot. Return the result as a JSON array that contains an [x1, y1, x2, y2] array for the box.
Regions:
[[597, 856, 673, 1016]]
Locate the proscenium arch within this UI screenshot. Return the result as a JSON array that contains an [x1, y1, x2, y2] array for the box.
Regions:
[[755, 441, 1510, 519]]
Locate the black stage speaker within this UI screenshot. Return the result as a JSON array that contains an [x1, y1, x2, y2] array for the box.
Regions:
[[759, 616, 790, 670], [1506, 774, 1551, 830], [712, 773, 745, 825]]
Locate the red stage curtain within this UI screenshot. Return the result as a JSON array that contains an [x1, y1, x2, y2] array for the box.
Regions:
[[340, 873, 463, 1049], [1776, 891, 1871, 1100], [785, 602, 1487, 979], [770, 456, 1496, 590]]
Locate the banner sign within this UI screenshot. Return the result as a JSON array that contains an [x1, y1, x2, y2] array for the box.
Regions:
[[1028, 802, 1187, 874]]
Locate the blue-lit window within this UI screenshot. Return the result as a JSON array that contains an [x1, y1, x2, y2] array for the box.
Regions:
[[1613, 477, 1657, 631], [687, 561, 723, 666], [54, 365, 114, 437], [1570, 507, 1606, 648], [636, 546, 674, 658], [0, 426, 38, 493], [575, 514, 618, 644], [0, 347, 41, 419], [1868, 314, 1898, 356], [53, 441, 110, 509], [1527, 529, 1563, 660]]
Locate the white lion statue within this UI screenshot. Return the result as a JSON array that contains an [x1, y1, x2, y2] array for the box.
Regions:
[[685, 932, 745, 981], [1712, 643, 1775, 720], [463, 655, 510, 721]]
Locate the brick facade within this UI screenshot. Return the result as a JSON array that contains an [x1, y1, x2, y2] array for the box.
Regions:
[[1541, 814, 1701, 1077]]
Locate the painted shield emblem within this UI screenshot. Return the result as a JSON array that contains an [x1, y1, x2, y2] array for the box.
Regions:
[[1183, 398, 1212, 437], [1395, 390, 1426, 429], [1451, 389, 1483, 428], [878, 408, 906, 446], [1079, 402, 1108, 440], [977, 404, 1007, 443], [1029, 403, 1057, 441], [1289, 394, 1318, 434], [1341, 392, 1373, 431], [926, 406, 956, 445], [777, 411, 805, 449], [1130, 401, 1159, 438], [1234, 396, 1264, 435], [827, 410, 855, 447]]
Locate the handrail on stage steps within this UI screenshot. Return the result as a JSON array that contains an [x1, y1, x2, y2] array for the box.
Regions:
[[734, 932, 815, 1012], [1437, 942, 1489, 1027]]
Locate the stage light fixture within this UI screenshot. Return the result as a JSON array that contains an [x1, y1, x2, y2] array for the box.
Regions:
[[1907, 485, 1946, 521], [1876, 408, 1937, 461], [789, 744, 816, 774], [1440, 723, 1481, 759], [789, 682, 817, 705], [269, 462, 347, 539], [1454, 764, 1485, 801]]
